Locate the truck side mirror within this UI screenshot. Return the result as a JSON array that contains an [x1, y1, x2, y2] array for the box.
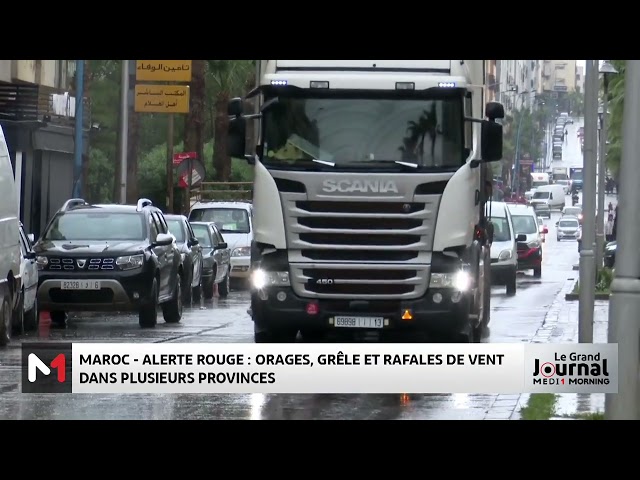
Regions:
[[228, 116, 247, 159], [481, 120, 503, 162], [485, 102, 505, 121]]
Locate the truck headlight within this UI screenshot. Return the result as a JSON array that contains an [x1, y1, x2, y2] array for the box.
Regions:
[[527, 240, 541, 249], [232, 247, 251, 257], [251, 269, 290, 289], [116, 254, 144, 270], [429, 271, 470, 291], [36, 256, 48, 270], [498, 249, 512, 261]]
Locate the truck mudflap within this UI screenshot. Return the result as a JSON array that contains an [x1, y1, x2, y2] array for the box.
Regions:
[[250, 286, 472, 337]]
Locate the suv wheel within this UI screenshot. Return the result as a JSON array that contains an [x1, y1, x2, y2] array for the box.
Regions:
[[139, 278, 158, 328], [162, 274, 183, 323], [0, 295, 11, 346], [506, 269, 517, 296], [24, 298, 39, 332], [182, 270, 193, 304]]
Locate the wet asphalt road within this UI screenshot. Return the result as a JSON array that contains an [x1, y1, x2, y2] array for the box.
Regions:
[[0, 120, 615, 419]]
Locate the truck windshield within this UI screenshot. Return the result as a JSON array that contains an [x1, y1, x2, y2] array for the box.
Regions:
[[262, 93, 464, 171]]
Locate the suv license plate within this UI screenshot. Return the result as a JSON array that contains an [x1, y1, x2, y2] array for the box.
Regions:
[[334, 316, 384, 329], [61, 280, 101, 290]]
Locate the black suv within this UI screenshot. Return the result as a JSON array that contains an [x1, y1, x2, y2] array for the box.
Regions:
[[34, 198, 183, 328]]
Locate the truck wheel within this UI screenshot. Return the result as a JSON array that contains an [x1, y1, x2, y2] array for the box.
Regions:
[[506, 270, 517, 296], [162, 274, 183, 323], [139, 279, 158, 328], [533, 266, 542, 278], [254, 323, 298, 343]]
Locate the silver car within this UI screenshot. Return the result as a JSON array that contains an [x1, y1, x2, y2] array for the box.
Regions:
[[556, 217, 580, 241], [189, 222, 231, 298]]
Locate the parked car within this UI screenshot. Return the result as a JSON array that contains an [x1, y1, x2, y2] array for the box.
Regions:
[[189, 221, 231, 298], [165, 214, 203, 303], [0, 124, 20, 346], [508, 204, 545, 278], [34, 198, 182, 328], [189, 202, 253, 283], [562, 206, 583, 225], [16, 223, 39, 333], [489, 202, 525, 296], [604, 241, 616, 268]]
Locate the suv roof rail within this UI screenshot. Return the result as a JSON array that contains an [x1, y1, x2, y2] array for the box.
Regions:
[[136, 198, 153, 212], [60, 198, 88, 212]]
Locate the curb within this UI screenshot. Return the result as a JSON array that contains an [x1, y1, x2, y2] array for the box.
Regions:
[[565, 293, 610, 301]]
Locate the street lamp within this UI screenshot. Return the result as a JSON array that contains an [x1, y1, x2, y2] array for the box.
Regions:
[[595, 61, 619, 269]]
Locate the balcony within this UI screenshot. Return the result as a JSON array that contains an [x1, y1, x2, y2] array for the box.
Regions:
[[0, 83, 91, 128]]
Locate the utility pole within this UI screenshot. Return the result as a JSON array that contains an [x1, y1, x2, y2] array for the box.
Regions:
[[166, 115, 174, 213], [605, 60, 640, 420], [72, 60, 85, 198], [119, 60, 129, 204], [578, 59, 598, 343], [596, 61, 618, 267]]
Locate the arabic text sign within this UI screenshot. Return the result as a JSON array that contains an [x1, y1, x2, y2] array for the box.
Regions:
[[136, 60, 192, 82], [135, 85, 190, 114]]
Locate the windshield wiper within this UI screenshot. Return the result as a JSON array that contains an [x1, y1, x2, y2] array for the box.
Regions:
[[312, 159, 335, 167]]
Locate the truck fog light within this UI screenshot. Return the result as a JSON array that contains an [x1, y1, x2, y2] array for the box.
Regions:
[[258, 289, 268, 301], [433, 293, 443, 304], [451, 291, 462, 303], [133, 292, 139, 299], [276, 291, 287, 302]]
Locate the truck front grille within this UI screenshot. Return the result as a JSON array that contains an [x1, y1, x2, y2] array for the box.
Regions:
[[290, 264, 429, 300]]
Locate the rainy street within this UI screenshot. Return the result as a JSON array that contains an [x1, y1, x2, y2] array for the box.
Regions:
[[0, 119, 611, 420]]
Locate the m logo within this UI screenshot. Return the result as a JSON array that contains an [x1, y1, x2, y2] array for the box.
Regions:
[[77, 259, 87, 268], [22, 343, 73, 393], [28, 353, 66, 383]]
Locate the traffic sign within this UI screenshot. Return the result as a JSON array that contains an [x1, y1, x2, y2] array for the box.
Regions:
[[134, 85, 190, 114], [136, 61, 192, 82], [173, 151, 197, 166], [176, 158, 205, 188]]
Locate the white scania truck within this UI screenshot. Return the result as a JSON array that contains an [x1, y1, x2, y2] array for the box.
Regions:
[[227, 60, 505, 343]]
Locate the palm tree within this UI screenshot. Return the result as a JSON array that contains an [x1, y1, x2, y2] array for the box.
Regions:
[[184, 60, 206, 171], [403, 104, 438, 163]]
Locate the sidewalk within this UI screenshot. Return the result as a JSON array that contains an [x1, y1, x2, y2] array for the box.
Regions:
[[525, 279, 608, 418]]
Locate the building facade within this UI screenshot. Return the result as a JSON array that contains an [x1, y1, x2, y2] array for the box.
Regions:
[[0, 60, 90, 239], [575, 65, 584, 93], [496, 60, 538, 115], [540, 60, 577, 113]]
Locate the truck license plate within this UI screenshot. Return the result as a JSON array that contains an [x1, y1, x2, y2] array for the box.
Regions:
[[61, 280, 101, 290], [334, 316, 384, 329]]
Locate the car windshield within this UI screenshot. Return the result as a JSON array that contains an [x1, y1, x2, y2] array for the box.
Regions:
[[491, 217, 511, 242], [166, 219, 186, 243], [189, 208, 250, 234], [43, 212, 145, 241], [191, 224, 212, 247], [563, 208, 581, 216], [511, 215, 538, 234], [533, 191, 550, 199], [571, 170, 583, 180], [559, 220, 579, 228], [261, 92, 465, 171]]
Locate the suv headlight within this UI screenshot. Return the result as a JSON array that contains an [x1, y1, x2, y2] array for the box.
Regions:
[[36, 256, 48, 270], [232, 246, 251, 257], [498, 249, 512, 261], [251, 269, 290, 289], [116, 254, 144, 270], [527, 240, 541, 249], [429, 271, 470, 291]]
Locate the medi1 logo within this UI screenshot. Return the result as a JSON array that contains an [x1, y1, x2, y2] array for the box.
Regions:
[[533, 352, 610, 386]]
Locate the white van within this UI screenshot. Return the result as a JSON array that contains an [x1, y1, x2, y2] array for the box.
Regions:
[[489, 202, 523, 296], [529, 184, 565, 211], [0, 125, 21, 346]]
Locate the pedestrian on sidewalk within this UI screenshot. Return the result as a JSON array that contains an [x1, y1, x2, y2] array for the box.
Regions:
[[606, 215, 614, 242], [577, 226, 582, 252]]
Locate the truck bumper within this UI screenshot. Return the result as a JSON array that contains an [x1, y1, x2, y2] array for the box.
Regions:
[[251, 286, 472, 337]]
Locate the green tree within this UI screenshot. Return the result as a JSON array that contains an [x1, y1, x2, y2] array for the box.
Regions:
[[604, 60, 625, 178]]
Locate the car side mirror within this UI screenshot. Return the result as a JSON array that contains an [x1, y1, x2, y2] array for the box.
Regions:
[[27, 233, 35, 243], [228, 116, 247, 160], [543, 227, 549, 234], [25, 251, 36, 260], [481, 120, 503, 162], [555, 222, 559, 226], [516, 234, 527, 242], [153, 233, 173, 247], [216, 242, 228, 250]]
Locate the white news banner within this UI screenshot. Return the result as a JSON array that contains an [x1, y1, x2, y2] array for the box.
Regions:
[[71, 343, 618, 395]]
